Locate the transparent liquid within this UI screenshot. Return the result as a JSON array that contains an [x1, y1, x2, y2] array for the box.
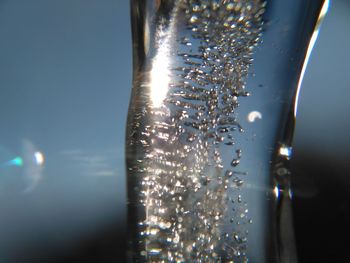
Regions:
[[126, 0, 327, 262]]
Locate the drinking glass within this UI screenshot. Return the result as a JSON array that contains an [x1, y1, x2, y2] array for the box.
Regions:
[[126, 0, 328, 262]]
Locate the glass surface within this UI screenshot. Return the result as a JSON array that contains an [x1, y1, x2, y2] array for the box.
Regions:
[[126, 0, 328, 262]]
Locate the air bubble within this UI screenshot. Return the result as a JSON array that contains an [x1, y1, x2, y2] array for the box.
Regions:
[[190, 15, 198, 23], [231, 159, 240, 167]]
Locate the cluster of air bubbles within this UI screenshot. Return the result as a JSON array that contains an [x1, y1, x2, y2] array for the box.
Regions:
[[128, 0, 265, 262]]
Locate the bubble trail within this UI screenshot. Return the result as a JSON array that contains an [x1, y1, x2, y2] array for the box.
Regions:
[[127, 1, 265, 262]]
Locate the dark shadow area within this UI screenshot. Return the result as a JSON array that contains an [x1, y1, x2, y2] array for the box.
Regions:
[[292, 151, 350, 263], [53, 226, 126, 263], [10, 223, 126, 263]]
